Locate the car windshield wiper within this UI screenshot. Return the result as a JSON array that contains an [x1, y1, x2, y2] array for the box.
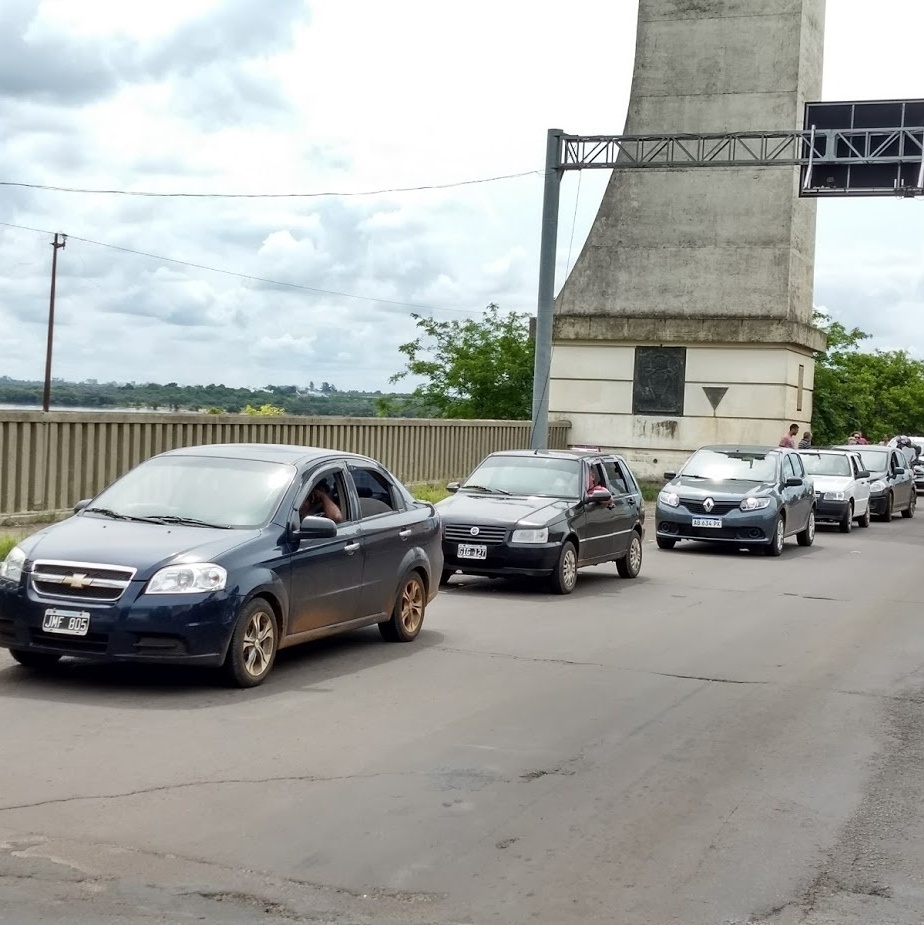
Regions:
[[460, 485, 511, 495], [145, 515, 233, 529], [83, 507, 160, 523]]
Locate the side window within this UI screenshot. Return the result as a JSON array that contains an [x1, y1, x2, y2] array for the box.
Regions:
[[782, 455, 796, 480], [586, 461, 606, 492], [350, 466, 402, 519], [791, 454, 805, 478], [297, 469, 351, 523], [851, 455, 861, 477], [603, 460, 629, 495]]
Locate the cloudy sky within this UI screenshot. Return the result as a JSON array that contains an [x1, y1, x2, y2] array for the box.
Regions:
[[1, 0, 922, 394]]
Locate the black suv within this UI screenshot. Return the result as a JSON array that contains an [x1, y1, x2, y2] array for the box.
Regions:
[[436, 450, 646, 594]]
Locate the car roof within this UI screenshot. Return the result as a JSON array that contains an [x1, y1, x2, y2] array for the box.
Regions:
[[157, 443, 375, 466], [696, 445, 780, 454], [834, 444, 889, 452], [486, 449, 625, 462], [797, 447, 856, 454]]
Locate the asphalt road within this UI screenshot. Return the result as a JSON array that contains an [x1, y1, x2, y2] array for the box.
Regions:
[[2, 516, 924, 925]]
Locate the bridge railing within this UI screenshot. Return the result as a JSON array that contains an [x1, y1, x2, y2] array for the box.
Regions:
[[0, 412, 571, 520]]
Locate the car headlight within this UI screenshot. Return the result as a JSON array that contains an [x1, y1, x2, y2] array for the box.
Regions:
[[511, 527, 549, 544], [0, 546, 25, 583], [145, 563, 227, 595], [869, 480, 886, 494], [824, 491, 847, 501], [740, 497, 772, 511], [659, 491, 680, 508]]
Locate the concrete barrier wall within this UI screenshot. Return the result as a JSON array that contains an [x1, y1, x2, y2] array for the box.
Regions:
[[0, 412, 571, 519]]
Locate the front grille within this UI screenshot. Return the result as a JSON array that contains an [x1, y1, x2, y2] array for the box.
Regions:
[[443, 524, 508, 545], [31, 560, 135, 603], [682, 499, 740, 515], [29, 628, 109, 655]]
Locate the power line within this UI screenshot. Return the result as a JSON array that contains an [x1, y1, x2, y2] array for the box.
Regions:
[[0, 221, 488, 316], [0, 169, 545, 200]]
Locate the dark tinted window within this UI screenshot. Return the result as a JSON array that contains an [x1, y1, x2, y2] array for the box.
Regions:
[[350, 466, 401, 517]]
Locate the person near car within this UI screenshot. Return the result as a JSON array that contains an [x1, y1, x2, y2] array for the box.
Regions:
[[300, 486, 343, 523], [798, 432, 812, 449], [779, 423, 799, 448]]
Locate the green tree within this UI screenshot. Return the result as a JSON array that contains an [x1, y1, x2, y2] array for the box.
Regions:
[[243, 403, 286, 416], [389, 303, 534, 419], [812, 310, 924, 444]]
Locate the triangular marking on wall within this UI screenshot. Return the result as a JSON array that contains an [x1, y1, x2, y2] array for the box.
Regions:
[[703, 386, 729, 411]]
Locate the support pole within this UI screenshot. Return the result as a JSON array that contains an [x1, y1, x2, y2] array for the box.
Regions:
[[530, 129, 563, 450], [42, 233, 66, 413]]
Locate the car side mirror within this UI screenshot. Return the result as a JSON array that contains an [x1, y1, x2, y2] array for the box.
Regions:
[[785, 476, 803, 487], [447, 481, 460, 494], [858, 469, 870, 480], [663, 471, 677, 481], [73, 499, 91, 513], [586, 486, 613, 504], [297, 515, 338, 539], [895, 467, 906, 476]]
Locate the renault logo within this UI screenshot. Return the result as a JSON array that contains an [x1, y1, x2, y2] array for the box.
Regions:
[[470, 527, 480, 536], [703, 498, 715, 513], [62, 572, 93, 589]]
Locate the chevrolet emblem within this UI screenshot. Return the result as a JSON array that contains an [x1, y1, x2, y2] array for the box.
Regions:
[[62, 573, 93, 589]]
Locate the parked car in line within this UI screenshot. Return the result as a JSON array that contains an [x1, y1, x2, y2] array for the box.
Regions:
[[436, 449, 645, 594], [913, 458, 924, 495], [656, 445, 816, 556], [797, 448, 872, 532], [834, 445, 915, 521], [0, 444, 443, 687]]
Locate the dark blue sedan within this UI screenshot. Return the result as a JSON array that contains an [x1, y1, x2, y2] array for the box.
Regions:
[[0, 444, 442, 687], [655, 445, 816, 556]]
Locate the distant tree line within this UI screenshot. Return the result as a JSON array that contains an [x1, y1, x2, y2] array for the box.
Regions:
[[0, 377, 429, 418]]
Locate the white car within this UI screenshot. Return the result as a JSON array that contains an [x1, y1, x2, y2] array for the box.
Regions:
[[797, 449, 872, 532]]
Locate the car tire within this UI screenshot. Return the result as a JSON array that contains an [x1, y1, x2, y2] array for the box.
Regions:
[[223, 598, 278, 689], [839, 504, 853, 533], [882, 493, 894, 522], [857, 504, 871, 528], [616, 532, 643, 579], [656, 536, 676, 550], [379, 571, 426, 642], [549, 540, 578, 595], [764, 516, 785, 556], [9, 649, 62, 670], [902, 493, 916, 519], [797, 509, 816, 547]]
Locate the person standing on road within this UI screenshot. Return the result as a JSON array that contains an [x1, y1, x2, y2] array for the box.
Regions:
[[798, 431, 812, 449], [779, 423, 799, 448]]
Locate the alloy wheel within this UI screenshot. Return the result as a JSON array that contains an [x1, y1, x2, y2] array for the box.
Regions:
[[399, 578, 425, 635], [242, 610, 275, 678]]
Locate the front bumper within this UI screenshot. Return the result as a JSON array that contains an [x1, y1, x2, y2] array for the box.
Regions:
[[441, 539, 562, 578], [656, 504, 778, 545], [869, 493, 890, 516], [0, 576, 240, 665], [814, 498, 851, 524]]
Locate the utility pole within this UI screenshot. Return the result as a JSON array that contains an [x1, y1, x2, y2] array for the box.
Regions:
[[42, 233, 67, 413], [530, 128, 563, 450]]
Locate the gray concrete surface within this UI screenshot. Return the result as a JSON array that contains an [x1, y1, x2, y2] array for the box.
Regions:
[[2, 517, 924, 924]]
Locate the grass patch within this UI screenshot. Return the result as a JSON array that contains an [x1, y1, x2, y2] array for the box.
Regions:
[[408, 481, 453, 504], [0, 536, 17, 560], [639, 481, 663, 503]]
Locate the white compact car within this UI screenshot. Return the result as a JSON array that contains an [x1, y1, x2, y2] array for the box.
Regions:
[[797, 449, 872, 532]]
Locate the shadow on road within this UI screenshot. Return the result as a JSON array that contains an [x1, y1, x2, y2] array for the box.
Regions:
[[0, 626, 446, 709], [441, 564, 654, 601]]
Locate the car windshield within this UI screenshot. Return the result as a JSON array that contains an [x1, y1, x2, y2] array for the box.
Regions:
[[800, 453, 851, 477], [681, 449, 777, 482], [462, 455, 581, 498], [88, 456, 297, 528], [854, 449, 889, 473]]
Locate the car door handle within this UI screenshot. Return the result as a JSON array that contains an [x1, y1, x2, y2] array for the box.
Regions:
[[399, 528, 412, 540], [344, 542, 360, 554]]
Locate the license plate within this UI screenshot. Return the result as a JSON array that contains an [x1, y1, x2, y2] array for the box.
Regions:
[[692, 517, 722, 529], [42, 609, 90, 636], [457, 544, 487, 560]]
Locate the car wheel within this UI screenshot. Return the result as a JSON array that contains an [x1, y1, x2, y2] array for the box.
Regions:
[[839, 503, 853, 533], [656, 536, 676, 550], [764, 516, 785, 556], [857, 504, 871, 528], [549, 540, 578, 595], [9, 649, 62, 670], [379, 571, 426, 642], [902, 493, 916, 519], [882, 493, 894, 522], [223, 598, 278, 688], [616, 532, 643, 579], [797, 509, 816, 547]]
